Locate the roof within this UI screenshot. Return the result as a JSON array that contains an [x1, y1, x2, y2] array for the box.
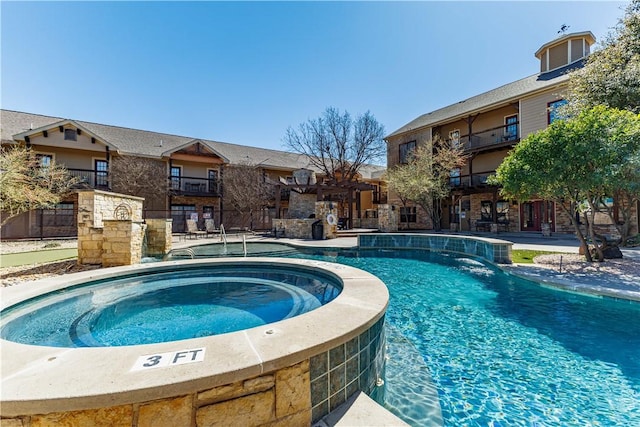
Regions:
[[0, 110, 385, 179], [386, 60, 583, 139], [534, 31, 596, 59]]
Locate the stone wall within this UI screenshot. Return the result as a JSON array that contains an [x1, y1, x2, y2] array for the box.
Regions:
[[272, 218, 315, 239], [289, 192, 317, 219], [102, 220, 146, 267], [377, 205, 398, 232], [315, 201, 338, 239], [5, 360, 311, 427], [145, 219, 173, 257]]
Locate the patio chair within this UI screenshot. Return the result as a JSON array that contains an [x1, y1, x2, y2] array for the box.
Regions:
[[204, 218, 219, 237], [186, 219, 206, 239]]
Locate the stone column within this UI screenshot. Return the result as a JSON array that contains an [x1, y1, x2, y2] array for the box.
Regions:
[[145, 218, 173, 257], [102, 220, 146, 267], [315, 202, 338, 239], [377, 205, 398, 232]]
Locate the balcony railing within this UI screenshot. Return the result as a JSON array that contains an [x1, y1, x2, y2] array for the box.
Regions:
[[169, 176, 220, 196], [448, 123, 519, 152], [449, 172, 495, 189], [68, 168, 109, 189]]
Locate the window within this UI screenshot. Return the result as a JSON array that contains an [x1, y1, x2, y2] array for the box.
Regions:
[[399, 140, 416, 164], [548, 99, 568, 124], [504, 115, 518, 141], [95, 160, 108, 187], [496, 200, 510, 223], [37, 154, 53, 167], [208, 170, 218, 193], [449, 168, 461, 187], [170, 166, 181, 190], [480, 201, 493, 221], [449, 130, 460, 148], [400, 206, 416, 223], [41, 203, 74, 227], [64, 128, 77, 141]]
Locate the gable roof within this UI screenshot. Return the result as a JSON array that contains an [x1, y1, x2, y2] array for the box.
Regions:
[[0, 109, 385, 179], [386, 61, 582, 139]]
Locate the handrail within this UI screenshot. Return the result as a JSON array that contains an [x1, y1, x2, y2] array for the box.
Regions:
[[242, 234, 247, 257], [170, 247, 195, 259], [220, 224, 228, 248]]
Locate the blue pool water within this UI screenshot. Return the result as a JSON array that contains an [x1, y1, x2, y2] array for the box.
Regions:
[[0, 265, 341, 347], [286, 248, 640, 426]]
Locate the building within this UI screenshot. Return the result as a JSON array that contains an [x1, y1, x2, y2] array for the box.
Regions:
[[385, 31, 637, 234], [0, 110, 386, 240]]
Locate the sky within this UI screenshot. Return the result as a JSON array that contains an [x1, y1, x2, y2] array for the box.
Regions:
[[1, 1, 629, 152]]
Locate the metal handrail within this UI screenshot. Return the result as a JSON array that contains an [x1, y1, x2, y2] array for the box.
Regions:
[[220, 224, 228, 247]]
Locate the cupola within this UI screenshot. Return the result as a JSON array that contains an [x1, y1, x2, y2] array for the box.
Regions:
[[535, 31, 596, 73]]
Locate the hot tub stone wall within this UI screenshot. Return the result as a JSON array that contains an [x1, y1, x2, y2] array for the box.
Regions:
[[2, 360, 311, 427]]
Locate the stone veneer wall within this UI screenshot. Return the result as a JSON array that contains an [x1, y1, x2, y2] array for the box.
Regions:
[[272, 218, 315, 239], [77, 190, 145, 266], [288, 192, 317, 219], [145, 219, 173, 257], [377, 205, 398, 232], [315, 201, 338, 239], [359, 233, 512, 264], [4, 360, 311, 427], [102, 220, 146, 267]]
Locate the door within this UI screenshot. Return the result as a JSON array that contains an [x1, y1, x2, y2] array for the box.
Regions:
[[521, 201, 552, 232]]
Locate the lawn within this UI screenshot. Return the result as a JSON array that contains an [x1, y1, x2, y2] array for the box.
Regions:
[[511, 249, 566, 264], [0, 248, 77, 268]]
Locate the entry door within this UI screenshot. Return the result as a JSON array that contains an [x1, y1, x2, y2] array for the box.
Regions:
[[521, 201, 543, 231]]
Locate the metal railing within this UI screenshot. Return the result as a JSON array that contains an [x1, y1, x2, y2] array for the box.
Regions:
[[449, 172, 495, 189], [68, 168, 109, 189], [169, 176, 220, 196], [447, 123, 519, 152]]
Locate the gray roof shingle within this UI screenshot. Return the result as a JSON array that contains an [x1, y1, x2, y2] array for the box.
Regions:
[[1, 110, 385, 179]]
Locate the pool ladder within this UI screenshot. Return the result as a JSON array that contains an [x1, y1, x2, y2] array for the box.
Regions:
[[170, 247, 195, 259], [220, 224, 228, 248]]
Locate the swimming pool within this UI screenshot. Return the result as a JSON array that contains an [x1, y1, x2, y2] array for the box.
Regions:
[[284, 247, 640, 426]]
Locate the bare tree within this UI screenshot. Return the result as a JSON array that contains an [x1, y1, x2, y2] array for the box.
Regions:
[[110, 155, 169, 216], [385, 137, 467, 231], [0, 145, 78, 227], [284, 107, 385, 184], [222, 163, 275, 230]]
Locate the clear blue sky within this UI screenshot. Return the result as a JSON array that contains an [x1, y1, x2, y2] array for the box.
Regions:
[[1, 1, 628, 151]]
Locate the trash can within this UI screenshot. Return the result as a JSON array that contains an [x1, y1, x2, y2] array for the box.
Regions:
[[311, 220, 323, 240]]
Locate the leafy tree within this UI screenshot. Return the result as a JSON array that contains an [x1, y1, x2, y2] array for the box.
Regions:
[[284, 107, 386, 184], [491, 106, 640, 261], [385, 137, 466, 231], [0, 145, 78, 227], [221, 163, 275, 230], [567, 0, 640, 112]]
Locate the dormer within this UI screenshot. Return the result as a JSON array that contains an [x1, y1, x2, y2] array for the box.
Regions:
[[535, 31, 596, 74]]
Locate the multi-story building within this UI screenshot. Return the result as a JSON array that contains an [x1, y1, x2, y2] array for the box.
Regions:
[[386, 31, 637, 235], [1, 110, 386, 239]]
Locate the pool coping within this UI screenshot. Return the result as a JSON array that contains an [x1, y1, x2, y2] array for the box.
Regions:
[[0, 257, 389, 417]]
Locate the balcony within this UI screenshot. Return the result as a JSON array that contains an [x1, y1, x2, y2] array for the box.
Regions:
[[449, 172, 495, 190], [169, 176, 220, 197], [448, 123, 519, 153], [68, 168, 109, 189]]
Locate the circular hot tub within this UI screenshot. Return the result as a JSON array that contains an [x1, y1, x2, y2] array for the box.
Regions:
[[0, 258, 388, 425]]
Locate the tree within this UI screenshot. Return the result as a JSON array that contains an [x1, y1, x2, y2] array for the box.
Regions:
[[491, 106, 640, 261], [385, 137, 466, 231], [0, 145, 78, 227], [567, 0, 640, 112], [221, 163, 275, 230], [284, 107, 386, 184], [110, 155, 169, 216]]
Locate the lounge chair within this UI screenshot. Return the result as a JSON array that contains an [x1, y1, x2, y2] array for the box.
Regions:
[[186, 219, 206, 239], [204, 218, 219, 237]]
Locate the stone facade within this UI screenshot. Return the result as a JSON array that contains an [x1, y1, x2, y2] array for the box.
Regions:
[[377, 205, 398, 232], [288, 192, 317, 219], [145, 218, 173, 257], [315, 201, 338, 239], [102, 220, 146, 267], [2, 361, 311, 427], [273, 202, 339, 239]]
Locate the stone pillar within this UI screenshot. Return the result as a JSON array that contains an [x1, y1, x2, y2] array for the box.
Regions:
[[145, 218, 173, 257], [289, 192, 317, 219], [77, 223, 103, 265], [315, 202, 338, 239], [541, 222, 552, 237], [102, 220, 146, 267], [377, 205, 398, 232]]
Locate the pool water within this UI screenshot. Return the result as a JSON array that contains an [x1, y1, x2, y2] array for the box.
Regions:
[[287, 248, 640, 426], [0, 265, 341, 347]]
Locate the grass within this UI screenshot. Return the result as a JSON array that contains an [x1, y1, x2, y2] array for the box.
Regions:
[[0, 248, 77, 268], [511, 249, 566, 264]]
